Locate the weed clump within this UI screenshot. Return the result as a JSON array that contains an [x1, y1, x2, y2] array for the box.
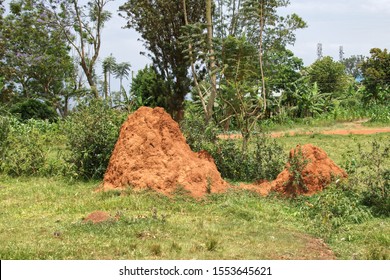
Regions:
[[0, 116, 46, 176], [298, 184, 372, 238], [344, 140, 390, 216], [287, 146, 310, 194]]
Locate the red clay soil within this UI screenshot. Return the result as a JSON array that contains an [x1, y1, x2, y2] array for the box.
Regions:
[[83, 211, 112, 224], [267, 144, 347, 196], [102, 107, 229, 198]]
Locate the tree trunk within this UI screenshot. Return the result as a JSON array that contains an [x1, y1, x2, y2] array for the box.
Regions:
[[258, 2, 267, 112], [205, 0, 217, 123], [182, 0, 208, 117], [103, 70, 108, 100], [241, 130, 250, 155]]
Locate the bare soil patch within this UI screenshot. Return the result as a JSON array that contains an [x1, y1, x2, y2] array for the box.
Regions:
[[83, 211, 112, 224]]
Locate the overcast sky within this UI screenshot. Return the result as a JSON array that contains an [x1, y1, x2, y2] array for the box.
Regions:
[[99, 0, 390, 91]]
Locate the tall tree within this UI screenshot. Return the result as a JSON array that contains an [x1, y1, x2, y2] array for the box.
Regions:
[[360, 48, 390, 103], [242, 0, 307, 110], [205, 0, 217, 123], [44, 0, 112, 98], [307, 56, 349, 94], [182, 0, 216, 123], [0, 0, 5, 102], [130, 65, 170, 109], [0, 0, 4, 61], [102, 54, 116, 100], [119, 0, 206, 121], [182, 0, 306, 124], [113, 61, 131, 99], [0, 0, 76, 114], [343, 55, 364, 80]]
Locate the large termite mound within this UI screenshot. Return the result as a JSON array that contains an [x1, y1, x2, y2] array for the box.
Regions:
[[103, 107, 229, 197], [270, 144, 347, 196]]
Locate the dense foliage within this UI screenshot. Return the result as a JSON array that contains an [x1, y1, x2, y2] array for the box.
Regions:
[[10, 99, 57, 122], [0, 0, 76, 114], [181, 105, 285, 182], [360, 48, 390, 103], [63, 100, 125, 179]]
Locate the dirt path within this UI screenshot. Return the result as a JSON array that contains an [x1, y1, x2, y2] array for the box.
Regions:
[[219, 120, 390, 139]]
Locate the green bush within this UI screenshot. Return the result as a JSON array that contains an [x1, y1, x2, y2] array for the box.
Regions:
[[180, 103, 219, 152], [297, 184, 372, 238], [181, 105, 285, 182], [0, 115, 66, 177], [211, 134, 285, 182], [368, 105, 390, 124], [342, 140, 389, 216], [362, 169, 390, 217], [0, 118, 46, 176], [64, 100, 126, 179], [0, 116, 11, 162], [10, 99, 58, 122], [249, 133, 286, 181], [286, 146, 310, 194], [355, 141, 389, 216]]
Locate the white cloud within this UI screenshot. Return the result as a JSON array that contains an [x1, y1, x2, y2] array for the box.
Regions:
[[359, 0, 390, 14]]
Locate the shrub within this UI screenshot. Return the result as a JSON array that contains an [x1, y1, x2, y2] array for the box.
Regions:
[[0, 118, 46, 176], [298, 184, 372, 238], [346, 140, 390, 216], [181, 104, 285, 182], [362, 169, 390, 217], [0, 116, 11, 162], [180, 103, 219, 152], [10, 99, 58, 122], [64, 100, 126, 179], [286, 146, 310, 194], [211, 134, 285, 182], [368, 105, 390, 124]]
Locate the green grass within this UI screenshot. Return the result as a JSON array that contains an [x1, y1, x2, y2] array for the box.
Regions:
[[0, 126, 389, 260], [0, 172, 389, 259], [260, 103, 390, 132], [0, 175, 334, 260], [273, 133, 390, 166]]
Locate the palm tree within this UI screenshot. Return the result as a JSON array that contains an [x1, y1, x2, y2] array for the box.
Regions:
[[102, 54, 117, 100], [114, 62, 131, 100]]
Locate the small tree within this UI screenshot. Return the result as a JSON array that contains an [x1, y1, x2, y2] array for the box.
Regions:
[[343, 55, 365, 80], [1, 0, 76, 114], [307, 56, 349, 94], [130, 65, 170, 109], [360, 48, 390, 103], [219, 36, 262, 153], [119, 0, 206, 121]]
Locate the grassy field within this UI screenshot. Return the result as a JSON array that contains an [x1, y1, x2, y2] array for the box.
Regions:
[[0, 132, 389, 260], [274, 132, 390, 165]]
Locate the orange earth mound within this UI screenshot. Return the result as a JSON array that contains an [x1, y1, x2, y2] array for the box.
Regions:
[[268, 144, 347, 196], [102, 107, 229, 197]]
